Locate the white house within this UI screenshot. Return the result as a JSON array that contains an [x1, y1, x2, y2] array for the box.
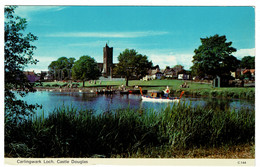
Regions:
[[178, 74, 190, 80]]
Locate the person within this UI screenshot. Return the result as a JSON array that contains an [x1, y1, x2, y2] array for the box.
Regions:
[[121, 84, 125, 91], [183, 82, 187, 87], [163, 86, 170, 97], [180, 82, 189, 88]]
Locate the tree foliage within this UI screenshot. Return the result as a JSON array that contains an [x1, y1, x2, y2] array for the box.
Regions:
[[172, 65, 184, 74], [191, 34, 240, 79], [71, 55, 101, 86], [5, 6, 40, 122], [240, 56, 255, 69], [48, 57, 75, 80], [114, 49, 153, 86]]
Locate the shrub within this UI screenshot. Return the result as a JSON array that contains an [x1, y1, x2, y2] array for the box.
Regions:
[[52, 84, 59, 87]]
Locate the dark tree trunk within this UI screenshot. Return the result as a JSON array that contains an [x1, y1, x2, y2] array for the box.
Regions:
[[125, 77, 129, 86], [83, 80, 85, 87]]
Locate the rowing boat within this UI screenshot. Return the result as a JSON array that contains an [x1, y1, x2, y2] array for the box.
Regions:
[[139, 87, 184, 103], [141, 96, 180, 102]]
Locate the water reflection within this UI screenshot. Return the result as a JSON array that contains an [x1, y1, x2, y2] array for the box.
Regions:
[[18, 91, 254, 117]]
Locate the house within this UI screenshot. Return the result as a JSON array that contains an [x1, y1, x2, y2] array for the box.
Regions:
[[142, 65, 164, 80], [178, 74, 190, 80], [231, 69, 246, 79], [163, 67, 176, 78], [177, 69, 190, 80], [44, 73, 53, 81], [147, 69, 158, 80], [142, 75, 153, 81], [155, 71, 164, 79], [231, 69, 255, 80], [23, 71, 40, 82], [243, 69, 255, 80]]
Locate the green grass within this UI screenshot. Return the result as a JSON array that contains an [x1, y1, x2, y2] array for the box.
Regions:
[[5, 103, 255, 158], [39, 80, 254, 99], [40, 80, 207, 88]]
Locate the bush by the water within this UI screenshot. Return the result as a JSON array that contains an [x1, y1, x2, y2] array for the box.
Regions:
[[182, 88, 254, 100], [5, 103, 254, 158]]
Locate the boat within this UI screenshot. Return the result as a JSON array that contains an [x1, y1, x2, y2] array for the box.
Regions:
[[141, 96, 181, 102], [139, 87, 184, 102], [96, 90, 116, 95], [119, 90, 129, 94], [129, 89, 147, 94], [120, 89, 148, 95]]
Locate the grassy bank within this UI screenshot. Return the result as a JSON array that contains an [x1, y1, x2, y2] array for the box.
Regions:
[[38, 80, 254, 99], [39, 80, 209, 89], [181, 87, 255, 100], [5, 103, 255, 158]]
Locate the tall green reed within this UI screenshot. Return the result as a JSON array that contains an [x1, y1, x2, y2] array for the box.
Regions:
[[5, 102, 254, 158]]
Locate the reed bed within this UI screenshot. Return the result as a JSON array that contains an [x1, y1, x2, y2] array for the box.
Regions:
[[5, 103, 254, 158], [179, 88, 255, 100]]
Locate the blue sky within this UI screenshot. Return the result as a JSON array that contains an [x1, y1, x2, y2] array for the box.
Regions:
[[13, 6, 255, 72]]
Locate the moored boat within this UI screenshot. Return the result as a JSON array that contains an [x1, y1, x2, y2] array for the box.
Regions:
[[120, 90, 129, 94], [96, 90, 116, 95], [129, 89, 147, 94], [120, 89, 148, 95]]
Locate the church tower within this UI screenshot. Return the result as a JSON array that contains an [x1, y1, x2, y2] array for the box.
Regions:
[[103, 43, 113, 77]]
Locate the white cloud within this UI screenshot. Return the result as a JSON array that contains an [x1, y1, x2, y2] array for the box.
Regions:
[[149, 54, 177, 67], [233, 48, 255, 60], [24, 56, 56, 73], [139, 49, 194, 70], [146, 48, 256, 70], [15, 6, 66, 20], [68, 40, 108, 47], [46, 31, 168, 38]]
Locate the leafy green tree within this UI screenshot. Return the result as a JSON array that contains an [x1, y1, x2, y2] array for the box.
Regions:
[[191, 34, 240, 79], [48, 57, 75, 80], [172, 65, 184, 75], [240, 56, 255, 69], [114, 49, 153, 86], [5, 6, 40, 122], [71, 55, 101, 87]]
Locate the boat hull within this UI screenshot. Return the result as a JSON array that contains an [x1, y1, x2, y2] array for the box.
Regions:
[[96, 90, 115, 94], [141, 96, 180, 102], [120, 90, 148, 94]]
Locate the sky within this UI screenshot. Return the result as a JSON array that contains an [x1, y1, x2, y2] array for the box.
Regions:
[[11, 6, 255, 72]]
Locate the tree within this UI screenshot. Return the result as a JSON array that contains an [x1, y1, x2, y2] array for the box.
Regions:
[[114, 49, 153, 86], [71, 55, 101, 87], [48, 57, 75, 80], [5, 6, 40, 122], [240, 56, 255, 69], [191, 34, 240, 79], [172, 65, 184, 75]]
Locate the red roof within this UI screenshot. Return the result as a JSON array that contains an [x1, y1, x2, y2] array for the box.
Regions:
[[243, 69, 255, 74]]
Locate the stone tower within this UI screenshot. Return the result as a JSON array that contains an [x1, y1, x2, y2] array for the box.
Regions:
[[103, 43, 113, 77]]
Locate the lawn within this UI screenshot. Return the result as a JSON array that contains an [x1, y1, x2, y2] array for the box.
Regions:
[[39, 79, 254, 99], [40, 79, 211, 90]]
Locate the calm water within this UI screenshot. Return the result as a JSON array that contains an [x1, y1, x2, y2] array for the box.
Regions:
[[18, 91, 255, 118]]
